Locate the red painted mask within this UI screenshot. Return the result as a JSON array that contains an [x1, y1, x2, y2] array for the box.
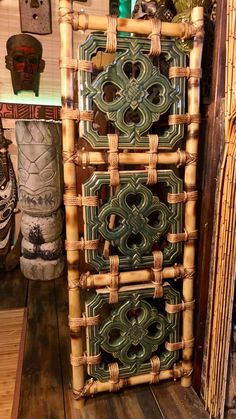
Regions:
[[5, 34, 45, 96]]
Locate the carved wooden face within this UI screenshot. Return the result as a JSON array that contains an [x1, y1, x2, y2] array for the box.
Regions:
[[19, 0, 52, 35], [5, 34, 45, 96], [16, 121, 62, 215]]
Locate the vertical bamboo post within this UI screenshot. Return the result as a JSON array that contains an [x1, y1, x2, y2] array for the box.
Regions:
[[59, 0, 84, 408], [181, 6, 204, 387]]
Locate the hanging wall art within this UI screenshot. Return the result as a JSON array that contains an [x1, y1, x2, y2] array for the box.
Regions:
[[19, 0, 52, 35]]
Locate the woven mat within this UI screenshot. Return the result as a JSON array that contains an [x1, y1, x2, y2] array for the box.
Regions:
[[0, 308, 27, 419]]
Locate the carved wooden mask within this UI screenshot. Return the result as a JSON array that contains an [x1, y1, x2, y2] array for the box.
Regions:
[[19, 0, 52, 35], [5, 34, 45, 96]]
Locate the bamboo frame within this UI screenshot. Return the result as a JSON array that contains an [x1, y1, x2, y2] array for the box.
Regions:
[[59, 0, 84, 409], [59, 1, 204, 405], [181, 7, 203, 388]]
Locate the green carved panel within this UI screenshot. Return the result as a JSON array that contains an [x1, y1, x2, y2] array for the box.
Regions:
[[85, 283, 180, 381], [83, 170, 182, 271], [79, 34, 186, 149]]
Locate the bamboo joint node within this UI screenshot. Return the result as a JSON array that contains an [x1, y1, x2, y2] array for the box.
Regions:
[[59, 11, 89, 32], [108, 134, 120, 187], [73, 378, 95, 400]]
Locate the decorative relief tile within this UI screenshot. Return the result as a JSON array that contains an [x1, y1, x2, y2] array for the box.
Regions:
[[83, 170, 182, 271], [85, 283, 181, 381], [79, 34, 186, 149]]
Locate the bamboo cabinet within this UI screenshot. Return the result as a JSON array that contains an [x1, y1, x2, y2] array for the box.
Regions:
[[59, 1, 203, 407]]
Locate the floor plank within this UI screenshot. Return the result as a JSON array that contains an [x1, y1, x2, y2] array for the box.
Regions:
[[0, 267, 28, 309], [18, 280, 65, 419], [0, 308, 26, 419], [151, 381, 209, 418]]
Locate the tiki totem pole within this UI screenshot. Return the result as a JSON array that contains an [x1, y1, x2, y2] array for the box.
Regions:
[[0, 119, 17, 270], [16, 120, 64, 280]]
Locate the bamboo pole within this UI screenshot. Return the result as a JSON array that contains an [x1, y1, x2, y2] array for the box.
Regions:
[[72, 150, 189, 166], [181, 7, 204, 388], [73, 13, 195, 38], [82, 264, 185, 288], [59, 0, 84, 409]]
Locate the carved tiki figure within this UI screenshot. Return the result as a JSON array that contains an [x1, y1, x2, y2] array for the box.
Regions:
[[16, 120, 64, 280], [5, 34, 45, 96], [0, 120, 17, 270]]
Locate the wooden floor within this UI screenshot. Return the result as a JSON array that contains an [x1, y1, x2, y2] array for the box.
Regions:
[[0, 268, 209, 419]]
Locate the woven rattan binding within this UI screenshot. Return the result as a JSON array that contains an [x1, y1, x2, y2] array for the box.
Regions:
[[165, 300, 195, 314], [106, 15, 117, 53], [165, 338, 195, 351], [146, 135, 158, 185], [108, 255, 120, 304], [68, 313, 101, 328], [73, 379, 95, 400], [108, 134, 120, 187], [169, 66, 202, 79], [152, 251, 163, 298], [168, 113, 201, 125], [148, 19, 161, 56], [108, 363, 120, 392], [63, 194, 99, 207], [70, 352, 101, 366], [150, 356, 161, 384], [65, 238, 99, 251], [167, 190, 198, 204], [167, 230, 198, 243], [61, 108, 94, 122], [59, 58, 93, 72], [59, 11, 89, 31]]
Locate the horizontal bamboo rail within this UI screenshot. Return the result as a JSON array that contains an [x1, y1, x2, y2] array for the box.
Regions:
[[81, 264, 185, 288], [67, 13, 201, 39], [74, 363, 191, 397], [69, 150, 192, 167]]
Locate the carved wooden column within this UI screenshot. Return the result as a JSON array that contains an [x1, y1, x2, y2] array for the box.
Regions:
[[16, 120, 64, 280]]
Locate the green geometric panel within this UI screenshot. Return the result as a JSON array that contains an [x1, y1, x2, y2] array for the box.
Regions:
[[79, 34, 186, 149], [85, 283, 181, 381], [83, 170, 182, 271]]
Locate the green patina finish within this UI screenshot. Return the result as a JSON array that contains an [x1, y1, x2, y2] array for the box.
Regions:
[[79, 34, 186, 149], [85, 283, 180, 381], [82, 170, 183, 271], [98, 180, 171, 257]]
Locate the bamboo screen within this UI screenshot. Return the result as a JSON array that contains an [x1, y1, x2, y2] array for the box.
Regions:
[[203, 1, 236, 417], [59, 0, 203, 407]]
